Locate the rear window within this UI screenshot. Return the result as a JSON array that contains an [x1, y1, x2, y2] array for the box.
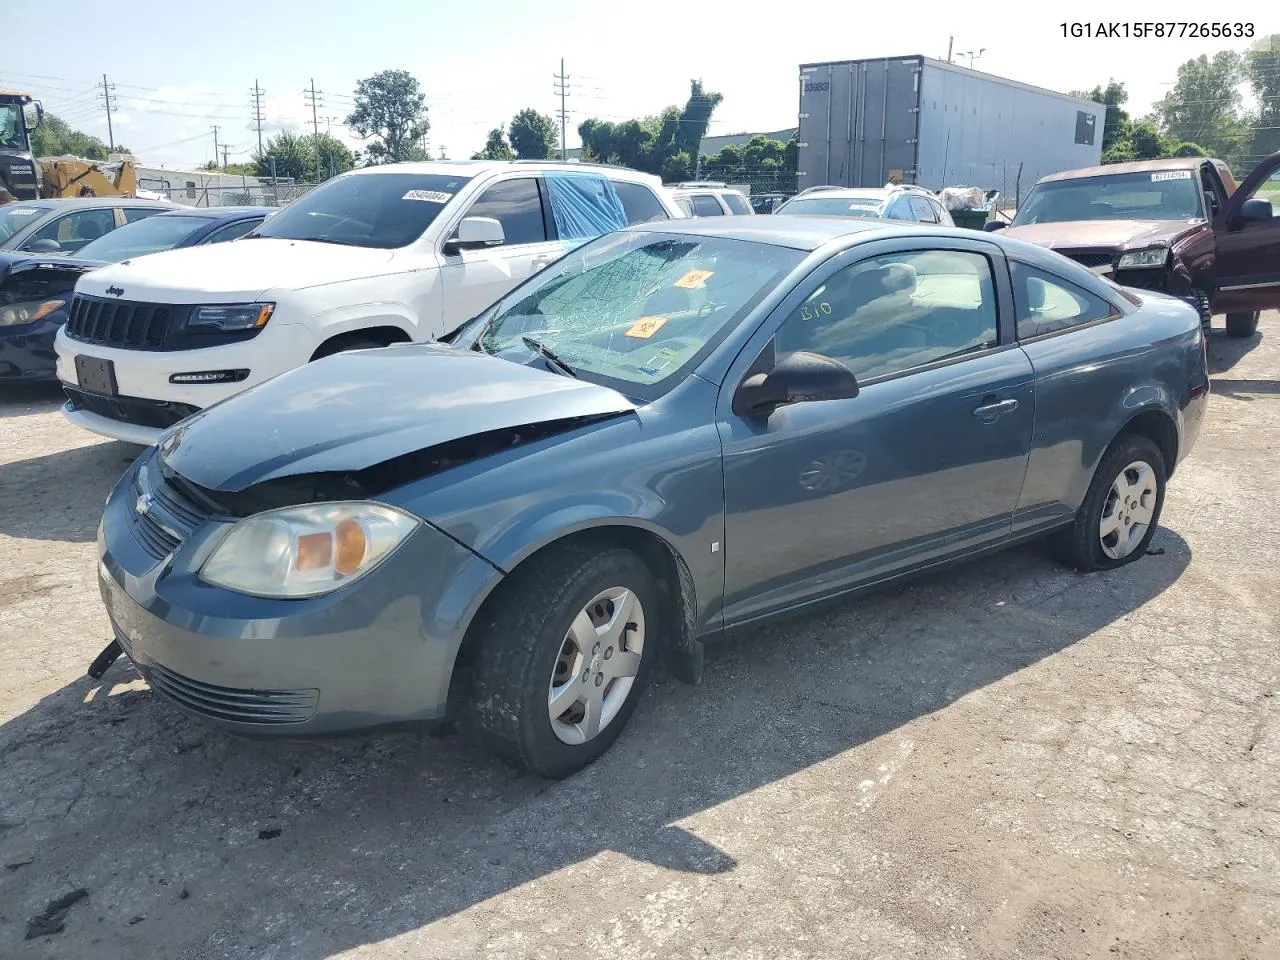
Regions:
[[255, 172, 473, 249], [75, 214, 208, 263], [613, 181, 670, 224], [691, 195, 724, 217], [777, 196, 883, 217], [722, 192, 753, 215]]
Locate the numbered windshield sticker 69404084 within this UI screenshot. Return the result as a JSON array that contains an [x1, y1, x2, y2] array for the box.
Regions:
[[1151, 171, 1192, 182], [402, 190, 453, 203]]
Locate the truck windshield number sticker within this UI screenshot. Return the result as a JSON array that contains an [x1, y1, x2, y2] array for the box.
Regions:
[[402, 190, 452, 203], [1151, 171, 1191, 182]]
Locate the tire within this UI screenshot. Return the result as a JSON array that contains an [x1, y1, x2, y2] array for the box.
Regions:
[[311, 336, 384, 360], [1189, 288, 1211, 329], [1225, 310, 1259, 338], [467, 542, 659, 778], [1050, 433, 1167, 572]]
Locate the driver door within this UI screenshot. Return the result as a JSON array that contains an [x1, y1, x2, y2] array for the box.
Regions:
[[1213, 152, 1280, 313]]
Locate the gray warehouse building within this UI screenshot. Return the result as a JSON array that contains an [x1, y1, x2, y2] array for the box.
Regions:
[[796, 56, 1105, 203]]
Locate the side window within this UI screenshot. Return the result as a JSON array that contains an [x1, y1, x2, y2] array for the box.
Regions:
[[691, 194, 724, 217], [722, 191, 753, 216], [775, 249, 999, 381], [930, 200, 954, 226], [458, 177, 547, 247], [676, 197, 695, 217], [908, 196, 938, 223], [612, 181, 669, 224], [884, 197, 914, 220], [1011, 262, 1117, 339], [27, 210, 117, 252], [123, 207, 164, 224], [201, 218, 262, 244]]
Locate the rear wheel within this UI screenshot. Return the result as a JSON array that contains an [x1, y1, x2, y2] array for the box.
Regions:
[[1051, 434, 1167, 572], [467, 542, 658, 778], [1225, 310, 1260, 338]]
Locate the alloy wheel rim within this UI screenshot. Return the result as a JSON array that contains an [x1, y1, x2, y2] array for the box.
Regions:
[[1099, 459, 1157, 560], [548, 586, 645, 745]]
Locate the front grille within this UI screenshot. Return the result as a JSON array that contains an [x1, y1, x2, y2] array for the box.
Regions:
[[1113, 268, 1166, 291], [64, 385, 198, 429], [128, 454, 211, 559], [1060, 251, 1115, 269], [65, 295, 178, 348], [143, 661, 318, 725]]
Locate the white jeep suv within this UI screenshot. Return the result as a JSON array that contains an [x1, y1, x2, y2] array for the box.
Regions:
[[55, 160, 681, 444]]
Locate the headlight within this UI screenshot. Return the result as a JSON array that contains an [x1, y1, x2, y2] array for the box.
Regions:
[[199, 502, 419, 598], [0, 299, 64, 326], [1117, 248, 1168, 269], [188, 303, 274, 332]]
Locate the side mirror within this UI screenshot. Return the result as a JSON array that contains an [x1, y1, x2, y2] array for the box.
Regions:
[[732, 350, 859, 418], [982, 220, 1007, 232], [446, 216, 505, 252], [1238, 198, 1274, 224], [24, 238, 61, 253]]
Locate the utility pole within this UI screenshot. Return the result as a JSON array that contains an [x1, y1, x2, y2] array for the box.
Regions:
[[97, 74, 117, 151], [553, 58, 569, 161], [438, 144, 446, 160], [249, 80, 266, 157], [304, 79, 322, 138], [210, 126, 220, 168], [221, 144, 230, 169], [947, 36, 954, 63]]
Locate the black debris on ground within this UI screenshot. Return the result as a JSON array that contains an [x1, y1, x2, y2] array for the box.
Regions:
[[25, 888, 89, 940]]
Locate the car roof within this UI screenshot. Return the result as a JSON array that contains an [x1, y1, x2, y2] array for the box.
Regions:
[[1038, 156, 1220, 183], [348, 159, 663, 184], [151, 206, 272, 220], [25, 197, 175, 209], [631, 215, 895, 250], [791, 188, 891, 202]]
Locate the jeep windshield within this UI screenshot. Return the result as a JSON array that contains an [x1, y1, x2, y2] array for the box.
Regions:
[[253, 173, 474, 249], [1012, 170, 1204, 225]]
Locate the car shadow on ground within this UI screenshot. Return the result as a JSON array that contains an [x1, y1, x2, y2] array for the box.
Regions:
[[0, 439, 143, 543], [1206, 327, 1262, 375], [0, 524, 1192, 958], [0, 382, 66, 421]]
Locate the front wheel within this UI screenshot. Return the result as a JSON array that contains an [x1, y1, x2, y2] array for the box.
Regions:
[[1225, 310, 1259, 338], [467, 542, 658, 778], [1051, 434, 1167, 572]]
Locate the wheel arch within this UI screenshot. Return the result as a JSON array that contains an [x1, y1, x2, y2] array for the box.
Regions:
[[1116, 406, 1179, 478], [449, 522, 703, 703], [310, 324, 412, 360]]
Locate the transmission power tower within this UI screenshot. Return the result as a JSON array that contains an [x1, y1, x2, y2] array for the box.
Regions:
[[97, 74, 118, 151], [553, 59, 570, 161], [304, 79, 323, 138], [249, 80, 266, 157]]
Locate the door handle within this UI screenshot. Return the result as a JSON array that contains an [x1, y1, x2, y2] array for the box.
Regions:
[[972, 398, 1019, 420]]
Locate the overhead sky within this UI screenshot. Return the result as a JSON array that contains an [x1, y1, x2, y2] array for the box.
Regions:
[[0, 1, 1264, 171]]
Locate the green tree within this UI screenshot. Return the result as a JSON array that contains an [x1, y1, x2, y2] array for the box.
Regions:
[[702, 134, 798, 193], [253, 132, 316, 181], [1245, 34, 1280, 169], [311, 133, 355, 179], [1069, 80, 1130, 152], [223, 162, 257, 176], [30, 114, 110, 159], [344, 69, 429, 164], [471, 127, 514, 160], [1155, 51, 1248, 163], [575, 79, 722, 180], [508, 109, 558, 160]]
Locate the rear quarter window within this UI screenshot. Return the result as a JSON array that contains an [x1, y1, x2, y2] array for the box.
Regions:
[[1012, 262, 1120, 339], [722, 192, 753, 216], [612, 181, 671, 224]]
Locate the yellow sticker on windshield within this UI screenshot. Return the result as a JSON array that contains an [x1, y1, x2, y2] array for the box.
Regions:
[[673, 269, 714, 289], [625, 315, 668, 339]]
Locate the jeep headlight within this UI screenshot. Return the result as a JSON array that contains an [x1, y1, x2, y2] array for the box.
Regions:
[[188, 303, 275, 332], [200, 502, 419, 598], [1117, 248, 1168, 269]]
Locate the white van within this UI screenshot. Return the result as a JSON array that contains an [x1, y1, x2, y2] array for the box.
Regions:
[[54, 160, 683, 445]]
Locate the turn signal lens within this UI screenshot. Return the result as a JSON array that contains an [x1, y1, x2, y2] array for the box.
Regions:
[[32, 299, 66, 321]]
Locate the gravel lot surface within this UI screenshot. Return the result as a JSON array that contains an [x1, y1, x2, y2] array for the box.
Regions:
[[1, 317, 1277, 959]]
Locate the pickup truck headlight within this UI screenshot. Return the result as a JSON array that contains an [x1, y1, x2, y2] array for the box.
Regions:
[[0, 299, 64, 326], [1117, 248, 1168, 269], [200, 502, 419, 598], [188, 303, 275, 332]]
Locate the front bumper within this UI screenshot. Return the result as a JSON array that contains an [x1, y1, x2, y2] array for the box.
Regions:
[[0, 314, 62, 381], [97, 455, 502, 736]]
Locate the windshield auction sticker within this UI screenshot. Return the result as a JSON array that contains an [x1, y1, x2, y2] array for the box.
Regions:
[[402, 190, 452, 203], [1151, 171, 1192, 181], [625, 315, 668, 339], [673, 269, 713, 289]]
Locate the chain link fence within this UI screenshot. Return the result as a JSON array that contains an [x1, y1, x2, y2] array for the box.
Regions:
[[136, 177, 319, 208]]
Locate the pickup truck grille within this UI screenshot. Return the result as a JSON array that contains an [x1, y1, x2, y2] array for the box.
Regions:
[[65, 295, 178, 349], [1059, 251, 1115, 269]]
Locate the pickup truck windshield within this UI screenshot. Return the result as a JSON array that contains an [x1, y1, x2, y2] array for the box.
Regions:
[[254, 173, 474, 249], [1012, 171, 1204, 225]]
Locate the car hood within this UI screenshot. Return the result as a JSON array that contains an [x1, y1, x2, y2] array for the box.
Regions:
[[159, 343, 638, 492], [73, 237, 400, 303], [0, 250, 103, 288], [1002, 219, 1200, 251]]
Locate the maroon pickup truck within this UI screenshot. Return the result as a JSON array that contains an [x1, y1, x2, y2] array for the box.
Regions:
[[989, 152, 1280, 337]]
